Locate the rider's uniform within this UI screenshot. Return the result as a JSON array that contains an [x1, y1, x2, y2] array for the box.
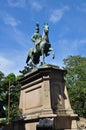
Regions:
[[31, 32, 42, 46]]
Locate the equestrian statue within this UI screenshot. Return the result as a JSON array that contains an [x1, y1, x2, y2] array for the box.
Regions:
[[26, 23, 55, 68]]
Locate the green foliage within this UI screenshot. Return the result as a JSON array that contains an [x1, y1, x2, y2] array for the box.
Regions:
[[0, 71, 4, 81], [0, 71, 6, 118], [68, 86, 86, 117], [63, 55, 86, 117], [0, 72, 22, 120]]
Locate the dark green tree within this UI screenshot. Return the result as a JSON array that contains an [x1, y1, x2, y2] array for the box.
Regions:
[[0, 71, 6, 117], [63, 55, 86, 117], [0, 72, 22, 120]]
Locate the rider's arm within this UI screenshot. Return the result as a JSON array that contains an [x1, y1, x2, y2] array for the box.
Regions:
[[31, 34, 36, 42]]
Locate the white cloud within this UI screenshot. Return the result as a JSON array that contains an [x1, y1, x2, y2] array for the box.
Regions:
[[0, 56, 13, 67], [79, 39, 86, 44], [0, 54, 26, 75], [2, 13, 20, 27], [50, 9, 63, 23], [7, 0, 26, 8], [0, 55, 14, 74], [31, 1, 42, 11], [1, 12, 29, 48], [58, 38, 86, 57], [77, 3, 86, 13], [50, 38, 86, 68], [13, 28, 29, 48], [50, 6, 69, 23]]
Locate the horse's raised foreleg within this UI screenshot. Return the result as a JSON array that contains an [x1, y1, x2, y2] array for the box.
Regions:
[[49, 48, 55, 59]]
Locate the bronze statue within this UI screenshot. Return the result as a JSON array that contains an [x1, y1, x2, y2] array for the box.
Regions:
[[19, 65, 31, 75], [26, 23, 55, 67], [31, 23, 42, 53]]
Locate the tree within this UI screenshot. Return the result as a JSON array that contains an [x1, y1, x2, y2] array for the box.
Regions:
[[0, 72, 22, 121], [0, 71, 6, 117], [63, 55, 86, 117]]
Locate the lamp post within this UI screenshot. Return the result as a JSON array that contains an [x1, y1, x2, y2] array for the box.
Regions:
[[7, 81, 15, 124], [7, 81, 10, 124]]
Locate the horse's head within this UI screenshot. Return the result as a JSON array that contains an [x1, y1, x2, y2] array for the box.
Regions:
[[44, 23, 49, 33]]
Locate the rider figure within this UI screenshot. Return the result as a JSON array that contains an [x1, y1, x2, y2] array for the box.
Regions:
[[31, 23, 42, 52]]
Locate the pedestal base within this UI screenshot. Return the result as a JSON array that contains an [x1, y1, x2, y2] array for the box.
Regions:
[[54, 115, 78, 130], [18, 65, 78, 130]]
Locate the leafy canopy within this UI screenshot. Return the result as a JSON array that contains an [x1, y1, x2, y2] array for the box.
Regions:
[[0, 72, 22, 120], [63, 55, 86, 117]]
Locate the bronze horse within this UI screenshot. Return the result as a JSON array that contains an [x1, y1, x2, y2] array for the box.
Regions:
[[26, 23, 55, 67]]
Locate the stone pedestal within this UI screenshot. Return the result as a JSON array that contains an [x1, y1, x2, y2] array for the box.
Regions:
[[19, 64, 78, 130]]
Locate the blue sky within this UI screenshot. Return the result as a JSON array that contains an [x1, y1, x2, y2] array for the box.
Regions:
[[0, 0, 86, 75]]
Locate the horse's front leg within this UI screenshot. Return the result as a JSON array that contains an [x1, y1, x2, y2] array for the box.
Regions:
[[41, 48, 45, 65], [49, 48, 55, 59], [26, 52, 30, 64]]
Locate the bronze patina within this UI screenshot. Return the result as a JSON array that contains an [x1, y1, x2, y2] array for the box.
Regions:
[[20, 23, 55, 75], [26, 23, 55, 67]]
